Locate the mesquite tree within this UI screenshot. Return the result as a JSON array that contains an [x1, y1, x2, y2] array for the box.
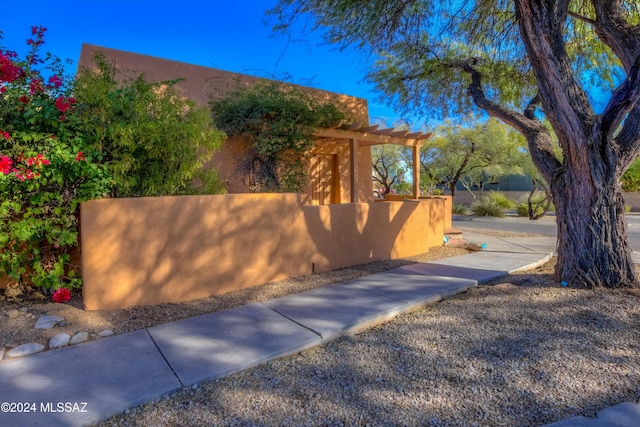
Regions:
[[270, 0, 640, 288]]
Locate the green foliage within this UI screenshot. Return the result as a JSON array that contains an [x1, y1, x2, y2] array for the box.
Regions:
[[471, 197, 505, 218], [393, 181, 411, 194], [210, 81, 346, 192], [452, 203, 468, 215], [471, 191, 513, 217], [1, 28, 111, 291], [421, 117, 527, 196], [517, 192, 552, 218], [372, 144, 409, 195], [621, 158, 640, 192], [74, 53, 226, 197], [486, 191, 515, 209], [270, 0, 625, 119]]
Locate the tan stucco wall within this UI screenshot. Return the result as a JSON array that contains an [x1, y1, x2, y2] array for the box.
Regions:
[[80, 194, 446, 310]]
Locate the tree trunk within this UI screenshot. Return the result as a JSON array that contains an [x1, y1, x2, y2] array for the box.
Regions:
[[550, 158, 637, 288]]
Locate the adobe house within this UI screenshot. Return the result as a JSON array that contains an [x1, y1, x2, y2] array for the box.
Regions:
[[75, 45, 451, 310], [77, 45, 430, 204]]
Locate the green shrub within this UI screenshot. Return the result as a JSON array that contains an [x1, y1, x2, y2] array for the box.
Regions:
[[210, 81, 346, 193], [74, 53, 226, 197], [517, 192, 553, 218], [472, 198, 505, 217], [484, 191, 515, 209], [1, 28, 111, 291], [516, 203, 530, 217], [452, 203, 468, 215]]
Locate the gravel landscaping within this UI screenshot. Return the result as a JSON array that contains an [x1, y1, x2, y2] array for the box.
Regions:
[[94, 242, 640, 426]]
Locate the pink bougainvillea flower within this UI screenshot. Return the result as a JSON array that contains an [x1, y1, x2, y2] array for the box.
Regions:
[[55, 96, 71, 112], [52, 288, 71, 303], [29, 79, 44, 94], [48, 75, 63, 89], [75, 151, 85, 162], [0, 51, 23, 83], [0, 156, 12, 174], [0, 131, 10, 140], [25, 154, 49, 168]]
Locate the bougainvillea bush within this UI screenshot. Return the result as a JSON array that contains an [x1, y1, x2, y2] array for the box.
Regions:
[[1, 28, 225, 297], [0, 27, 111, 293]]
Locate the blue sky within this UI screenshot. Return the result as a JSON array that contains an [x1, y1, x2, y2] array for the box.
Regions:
[[1, 0, 403, 126]]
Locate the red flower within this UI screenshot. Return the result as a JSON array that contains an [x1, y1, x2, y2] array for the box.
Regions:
[[75, 151, 85, 161], [19, 95, 29, 104], [55, 96, 71, 112], [48, 75, 63, 89], [0, 51, 23, 83], [0, 156, 12, 174], [52, 288, 71, 303]]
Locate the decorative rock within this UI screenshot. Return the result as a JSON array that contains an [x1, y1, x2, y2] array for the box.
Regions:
[[0, 347, 5, 361], [5, 309, 19, 319], [35, 315, 65, 329], [18, 307, 29, 312], [4, 342, 18, 349], [69, 332, 89, 345], [6, 343, 45, 358], [98, 330, 114, 337], [49, 333, 70, 349]]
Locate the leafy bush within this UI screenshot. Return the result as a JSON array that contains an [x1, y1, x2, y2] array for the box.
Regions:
[[484, 191, 515, 209], [1, 28, 111, 292], [621, 158, 640, 192], [516, 193, 549, 217], [74, 53, 226, 197], [472, 197, 506, 217], [452, 203, 468, 215], [210, 81, 346, 192], [1, 29, 226, 294]]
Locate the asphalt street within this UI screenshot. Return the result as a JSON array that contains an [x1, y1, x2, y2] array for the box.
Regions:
[[453, 213, 640, 252]]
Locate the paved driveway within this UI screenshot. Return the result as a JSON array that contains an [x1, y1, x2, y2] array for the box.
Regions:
[[454, 213, 640, 252]]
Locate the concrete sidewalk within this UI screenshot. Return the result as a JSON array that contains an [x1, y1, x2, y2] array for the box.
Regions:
[[0, 236, 631, 426]]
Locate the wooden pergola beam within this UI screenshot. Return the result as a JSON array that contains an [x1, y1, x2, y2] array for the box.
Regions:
[[315, 128, 428, 147]]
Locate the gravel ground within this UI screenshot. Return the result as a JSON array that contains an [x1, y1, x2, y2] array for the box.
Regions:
[[95, 233, 640, 427]]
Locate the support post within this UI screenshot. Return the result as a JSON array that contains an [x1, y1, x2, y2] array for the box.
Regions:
[[349, 138, 358, 203], [412, 143, 421, 199]]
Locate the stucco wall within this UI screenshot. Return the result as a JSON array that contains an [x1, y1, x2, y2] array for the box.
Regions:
[[80, 194, 446, 310]]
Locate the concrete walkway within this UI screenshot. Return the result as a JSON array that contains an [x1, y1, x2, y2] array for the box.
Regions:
[[0, 235, 634, 426]]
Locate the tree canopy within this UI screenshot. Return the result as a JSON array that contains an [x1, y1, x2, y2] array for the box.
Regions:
[[270, 0, 640, 288], [422, 117, 526, 197]]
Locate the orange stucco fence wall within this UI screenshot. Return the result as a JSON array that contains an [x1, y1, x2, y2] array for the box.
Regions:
[[80, 194, 447, 310]]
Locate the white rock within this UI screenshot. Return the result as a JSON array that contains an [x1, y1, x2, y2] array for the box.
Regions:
[[6, 343, 45, 358], [0, 347, 5, 361], [98, 330, 114, 337], [35, 315, 65, 329], [5, 309, 19, 318], [49, 333, 70, 349], [69, 332, 89, 345]]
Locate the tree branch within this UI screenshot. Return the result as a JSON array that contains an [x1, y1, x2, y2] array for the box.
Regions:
[[602, 56, 640, 138], [514, 0, 593, 160], [451, 59, 561, 183], [593, 0, 640, 72], [523, 93, 541, 120], [568, 10, 596, 26]]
